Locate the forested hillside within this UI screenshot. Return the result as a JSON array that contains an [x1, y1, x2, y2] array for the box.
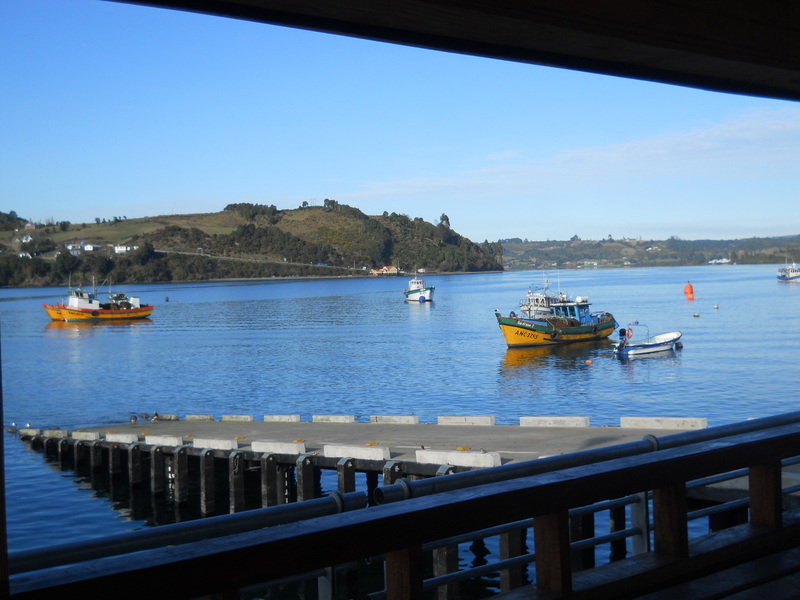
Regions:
[[0, 202, 502, 286]]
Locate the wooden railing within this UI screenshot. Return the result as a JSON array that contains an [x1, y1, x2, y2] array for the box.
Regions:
[[9, 421, 800, 599]]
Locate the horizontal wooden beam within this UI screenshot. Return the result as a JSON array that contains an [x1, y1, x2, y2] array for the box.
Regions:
[[111, 0, 800, 101]]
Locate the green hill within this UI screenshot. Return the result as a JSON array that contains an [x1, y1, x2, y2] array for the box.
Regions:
[[0, 203, 503, 286]]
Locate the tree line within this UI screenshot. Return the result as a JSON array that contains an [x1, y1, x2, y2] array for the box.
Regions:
[[0, 203, 503, 286]]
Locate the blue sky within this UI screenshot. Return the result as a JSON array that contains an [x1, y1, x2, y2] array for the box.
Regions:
[[3, 0, 799, 243]]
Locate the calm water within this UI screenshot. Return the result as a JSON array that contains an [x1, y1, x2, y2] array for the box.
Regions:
[[2, 265, 799, 553]]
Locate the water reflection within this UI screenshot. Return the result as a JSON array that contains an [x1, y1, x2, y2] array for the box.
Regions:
[[501, 341, 609, 372], [45, 319, 153, 336], [615, 348, 683, 366]]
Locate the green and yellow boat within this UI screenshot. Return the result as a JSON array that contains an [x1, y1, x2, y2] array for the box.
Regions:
[[495, 284, 616, 348]]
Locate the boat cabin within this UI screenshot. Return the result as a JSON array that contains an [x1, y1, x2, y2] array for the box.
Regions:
[[550, 297, 593, 323], [68, 288, 99, 309]]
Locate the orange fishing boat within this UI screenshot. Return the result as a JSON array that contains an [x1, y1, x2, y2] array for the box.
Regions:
[[43, 281, 154, 322], [494, 281, 616, 348]]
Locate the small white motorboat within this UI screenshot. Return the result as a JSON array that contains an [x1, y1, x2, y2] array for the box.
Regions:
[[613, 323, 682, 357]]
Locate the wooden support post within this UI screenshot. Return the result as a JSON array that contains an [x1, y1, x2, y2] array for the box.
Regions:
[[337, 458, 356, 493], [296, 454, 316, 501], [652, 482, 689, 557], [174, 446, 189, 504], [749, 461, 783, 529], [108, 444, 121, 478], [73, 440, 86, 473], [43, 437, 57, 458], [57, 439, 71, 469], [128, 444, 142, 485], [500, 526, 527, 591], [89, 440, 103, 472], [433, 545, 459, 600], [533, 509, 572, 594], [261, 454, 279, 507], [229, 451, 246, 513], [385, 544, 424, 600], [150, 446, 165, 495], [200, 448, 215, 516]]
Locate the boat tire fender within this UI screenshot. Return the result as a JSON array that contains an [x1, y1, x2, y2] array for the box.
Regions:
[[551, 330, 559, 340]]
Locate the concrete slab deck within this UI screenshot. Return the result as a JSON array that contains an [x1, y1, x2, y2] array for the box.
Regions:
[[67, 420, 694, 464]]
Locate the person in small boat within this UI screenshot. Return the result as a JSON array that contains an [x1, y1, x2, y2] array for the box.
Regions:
[[617, 328, 628, 350]]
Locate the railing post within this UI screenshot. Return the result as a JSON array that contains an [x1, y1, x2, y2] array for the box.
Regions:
[[385, 544, 424, 600], [652, 482, 688, 557], [609, 504, 627, 561], [534, 509, 572, 594], [500, 526, 527, 590], [433, 544, 459, 599], [749, 461, 783, 529], [630, 492, 651, 554], [570, 512, 595, 570]]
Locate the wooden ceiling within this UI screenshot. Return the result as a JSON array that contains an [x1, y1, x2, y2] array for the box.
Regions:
[[113, 1, 800, 102]]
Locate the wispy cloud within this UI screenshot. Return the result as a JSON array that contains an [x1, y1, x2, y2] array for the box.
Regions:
[[330, 107, 800, 240], [343, 107, 800, 196]]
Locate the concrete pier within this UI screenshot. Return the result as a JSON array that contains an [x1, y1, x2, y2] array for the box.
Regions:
[[23, 414, 706, 465], [16, 414, 722, 520]]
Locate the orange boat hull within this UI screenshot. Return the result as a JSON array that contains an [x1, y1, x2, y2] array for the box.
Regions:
[[42, 303, 154, 322]]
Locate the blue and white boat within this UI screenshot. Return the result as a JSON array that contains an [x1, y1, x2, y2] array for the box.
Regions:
[[404, 276, 434, 302], [777, 262, 800, 282], [614, 323, 682, 357]]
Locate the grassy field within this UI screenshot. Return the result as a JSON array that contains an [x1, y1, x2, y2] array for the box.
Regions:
[[5, 212, 248, 248]]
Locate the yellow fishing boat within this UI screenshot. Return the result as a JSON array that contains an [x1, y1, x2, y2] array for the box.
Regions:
[[495, 282, 616, 348], [43, 282, 154, 322]]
